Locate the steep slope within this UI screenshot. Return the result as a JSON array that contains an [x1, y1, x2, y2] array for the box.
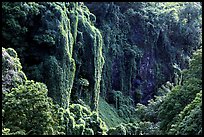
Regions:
[[2, 2, 104, 111], [85, 2, 202, 105], [98, 97, 127, 128], [1, 2, 202, 135]]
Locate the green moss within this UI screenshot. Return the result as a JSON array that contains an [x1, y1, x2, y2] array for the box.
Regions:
[[2, 2, 79, 110], [69, 10, 79, 43], [85, 23, 104, 112], [67, 3, 105, 113], [3, 2, 106, 115], [2, 2, 202, 135]]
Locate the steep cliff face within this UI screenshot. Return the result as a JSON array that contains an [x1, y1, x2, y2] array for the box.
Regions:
[[85, 2, 202, 105], [2, 2, 201, 112], [2, 2, 202, 135], [71, 3, 104, 111], [2, 2, 104, 111]]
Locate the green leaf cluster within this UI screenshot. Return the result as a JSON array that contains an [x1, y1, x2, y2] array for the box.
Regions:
[[2, 80, 62, 135]]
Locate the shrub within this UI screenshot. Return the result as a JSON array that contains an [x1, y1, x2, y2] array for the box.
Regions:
[[67, 103, 108, 135]]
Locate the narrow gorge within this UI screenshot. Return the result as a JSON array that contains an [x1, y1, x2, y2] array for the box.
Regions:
[[2, 2, 202, 135]]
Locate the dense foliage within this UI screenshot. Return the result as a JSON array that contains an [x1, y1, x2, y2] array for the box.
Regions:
[[2, 80, 60, 135], [2, 2, 202, 135], [134, 47, 202, 135], [86, 2, 202, 106], [2, 2, 104, 111], [158, 48, 202, 134], [2, 47, 107, 135]]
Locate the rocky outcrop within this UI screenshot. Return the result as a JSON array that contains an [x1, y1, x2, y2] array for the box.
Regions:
[[2, 2, 104, 111]]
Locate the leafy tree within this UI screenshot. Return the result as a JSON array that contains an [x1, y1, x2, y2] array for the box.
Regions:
[[169, 91, 202, 135], [158, 47, 202, 134], [135, 47, 202, 135], [2, 80, 62, 135]]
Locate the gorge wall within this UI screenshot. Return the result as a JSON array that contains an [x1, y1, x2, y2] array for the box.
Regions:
[[2, 2, 104, 111], [2, 2, 202, 135], [85, 2, 202, 105], [2, 2, 202, 110]]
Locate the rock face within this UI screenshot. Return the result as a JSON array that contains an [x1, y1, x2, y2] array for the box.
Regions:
[[2, 2, 202, 109], [2, 2, 104, 111], [85, 2, 202, 105], [2, 2, 202, 135]]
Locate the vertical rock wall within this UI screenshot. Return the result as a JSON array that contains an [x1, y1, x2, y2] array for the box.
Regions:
[[85, 2, 202, 105], [2, 2, 104, 111]]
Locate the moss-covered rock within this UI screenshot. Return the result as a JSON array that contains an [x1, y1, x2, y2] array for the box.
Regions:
[[85, 2, 202, 105], [2, 2, 104, 112], [71, 3, 104, 112], [2, 2, 202, 135]]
